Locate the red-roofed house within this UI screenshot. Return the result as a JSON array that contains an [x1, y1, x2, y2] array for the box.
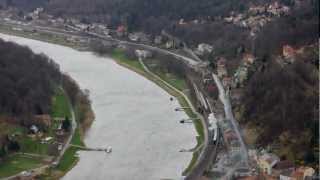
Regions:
[[116, 25, 126, 37], [217, 57, 228, 77], [243, 53, 256, 65], [283, 45, 295, 59]]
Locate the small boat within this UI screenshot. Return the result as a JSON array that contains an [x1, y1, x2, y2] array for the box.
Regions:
[[105, 146, 112, 153]]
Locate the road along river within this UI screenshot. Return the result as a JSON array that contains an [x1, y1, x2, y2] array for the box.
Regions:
[[0, 33, 197, 180]]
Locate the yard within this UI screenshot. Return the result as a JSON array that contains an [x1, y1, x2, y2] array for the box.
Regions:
[[0, 154, 42, 178]]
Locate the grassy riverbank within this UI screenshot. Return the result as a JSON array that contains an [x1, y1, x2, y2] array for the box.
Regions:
[[111, 49, 204, 175], [0, 24, 85, 50]]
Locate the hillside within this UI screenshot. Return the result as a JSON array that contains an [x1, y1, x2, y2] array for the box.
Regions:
[[0, 39, 61, 122]]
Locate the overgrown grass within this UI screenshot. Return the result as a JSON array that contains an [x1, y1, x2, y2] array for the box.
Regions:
[[0, 154, 42, 178]]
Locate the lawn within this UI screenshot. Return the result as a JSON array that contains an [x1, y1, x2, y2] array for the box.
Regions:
[[18, 136, 49, 155], [0, 154, 42, 178], [51, 88, 71, 118], [111, 49, 144, 71], [55, 147, 79, 172]]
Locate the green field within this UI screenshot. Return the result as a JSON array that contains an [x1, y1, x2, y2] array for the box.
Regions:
[[0, 154, 42, 178]]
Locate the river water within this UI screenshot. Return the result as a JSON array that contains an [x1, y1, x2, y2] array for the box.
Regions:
[[0, 33, 197, 180]]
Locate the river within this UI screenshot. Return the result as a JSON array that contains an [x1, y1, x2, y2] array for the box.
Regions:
[[0, 33, 197, 180]]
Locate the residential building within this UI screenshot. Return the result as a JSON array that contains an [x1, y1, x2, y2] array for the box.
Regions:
[[197, 43, 213, 55], [116, 25, 126, 37], [129, 33, 139, 41], [154, 35, 163, 45], [258, 153, 280, 175], [135, 49, 153, 59], [243, 53, 256, 65], [222, 76, 232, 88], [217, 57, 228, 77], [165, 40, 175, 49], [283, 45, 295, 58], [273, 160, 295, 178]]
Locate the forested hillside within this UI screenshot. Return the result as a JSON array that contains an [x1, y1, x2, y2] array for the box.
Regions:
[[242, 59, 319, 165], [0, 39, 61, 122]]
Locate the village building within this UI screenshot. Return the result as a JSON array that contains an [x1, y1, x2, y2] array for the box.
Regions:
[[243, 53, 256, 65], [29, 125, 39, 134], [165, 40, 175, 49], [135, 49, 153, 59], [128, 33, 139, 41], [230, 89, 243, 105], [223, 129, 239, 150], [234, 66, 248, 87], [249, 5, 266, 15], [216, 57, 228, 77], [281, 167, 316, 180], [154, 35, 163, 45], [258, 153, 280, 175], [116, 25, 127, 37], [272, 160, 295, 178], [222, 76, 232, 88], [283, 45, 296, 59], [196, 43, 213, 55]]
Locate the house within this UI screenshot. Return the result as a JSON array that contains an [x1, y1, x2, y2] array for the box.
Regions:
[[222, 76, 232, 88], [135, 49, 152, 59], [165, 40, 175, 49], [258, 153, 280, 175], [243, 53, 255, 65], [282, 45, 296, 63], [128, 33, 139, 41], [217, 57, 228, 77], [30, 125, 39, 134], [283, 45, 296, 59], [273, 160, 295, 178], [223, 129, 238, 146], [33, 114, 51, 128], [154, 35, 163, 45], [196, 43, 213, 55], [179, 18, 187, 25], [234, 66, 248, 87], [280, 169, 296, 180], [289, 167, 315, 180], [230, 89, 243, 104], [116, 25, 126, 37], [249, 6, 266, 15]]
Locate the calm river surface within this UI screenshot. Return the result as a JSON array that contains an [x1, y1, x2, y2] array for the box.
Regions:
[[0, 33, 197, 180]]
